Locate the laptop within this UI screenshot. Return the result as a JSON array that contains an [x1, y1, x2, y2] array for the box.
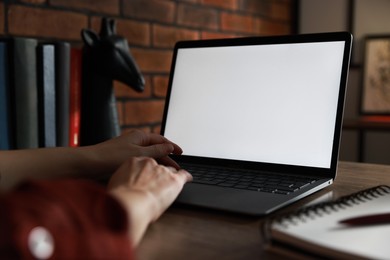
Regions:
[[161, 32, 352, 216]]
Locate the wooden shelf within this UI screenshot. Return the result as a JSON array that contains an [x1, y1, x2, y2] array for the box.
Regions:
[[343, 116, 390, 131], [342, 116, 390, 162]]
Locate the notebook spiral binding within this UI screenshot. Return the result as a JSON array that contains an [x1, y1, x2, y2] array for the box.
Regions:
[[262, 185, 390, 238]]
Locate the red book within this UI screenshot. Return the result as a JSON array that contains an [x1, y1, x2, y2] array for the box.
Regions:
[[69, 48, 82, 147]]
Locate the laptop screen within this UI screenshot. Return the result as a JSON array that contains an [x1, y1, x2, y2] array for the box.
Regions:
[[162, 35, 350, 169]]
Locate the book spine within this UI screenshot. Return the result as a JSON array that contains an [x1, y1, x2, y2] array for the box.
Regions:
[[69, 48, 82, 147], [13, 37, 39, 149], [55, 42, 70, 147], [37, 43, 56, 148], [0, 41, 13, 150]]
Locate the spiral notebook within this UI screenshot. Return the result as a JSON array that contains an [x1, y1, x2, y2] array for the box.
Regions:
[[265, 185, 390, 259]]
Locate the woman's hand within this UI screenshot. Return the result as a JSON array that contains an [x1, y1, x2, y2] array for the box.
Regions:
[[108, 157, 192, 247], [93, 130, 184, 171]]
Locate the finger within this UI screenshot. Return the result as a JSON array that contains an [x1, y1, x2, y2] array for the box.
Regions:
[[131, 157, 158, 175], [142, 134, 183, 154], [140, 143, 177, 159], [175, 169, 193, 183], [157, 156, 181, 170], [166, 166, 177, 172]]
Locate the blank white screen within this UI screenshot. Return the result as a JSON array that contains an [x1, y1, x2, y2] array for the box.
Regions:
[[164, 41, 345, 168]]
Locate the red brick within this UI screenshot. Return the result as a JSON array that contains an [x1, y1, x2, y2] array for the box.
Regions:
[[124, 100, 165, 125], [132, 48, 173, 73], [270, 2, 291, 21], [153, 24, 199, 48], [123, 0, 175, 24], [201, 31, 238, 39], [117, 20, 151, 47], [0, 4, 4, 34], [91, 17, 151, 47], [254, 18, 262, 34], [177, 0, 197, 3], [256, 18, 291, 35], [114, 76, 152, 98], [238, 0, 268, 16], [116, 101, 124, 126], [220, 12, 255, 34], [200, 0, 237, 10], [153, 75, 170, 97], [21, 0, 46, 4], [51, 0, 119, 15], [8, 5, 87, 40], [177, 4, 218, 30]]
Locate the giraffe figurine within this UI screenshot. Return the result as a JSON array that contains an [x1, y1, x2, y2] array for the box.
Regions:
[[80, 17, 145, 146]]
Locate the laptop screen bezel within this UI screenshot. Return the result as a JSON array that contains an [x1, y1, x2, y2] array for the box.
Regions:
[[161, 32, 352, 178]]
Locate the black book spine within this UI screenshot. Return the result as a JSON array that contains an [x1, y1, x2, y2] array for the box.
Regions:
[[37, 43, 56, 147], [55, 42, 70, 147]]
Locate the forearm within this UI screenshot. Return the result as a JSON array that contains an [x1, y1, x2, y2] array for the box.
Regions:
[[106, 158, 192, 247], [109, 187, 157, 247], [0, 146, 112, 191], [0, 130, 185, 191]]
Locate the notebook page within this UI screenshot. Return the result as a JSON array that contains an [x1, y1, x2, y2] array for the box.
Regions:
[[270, 186, 390, 259]]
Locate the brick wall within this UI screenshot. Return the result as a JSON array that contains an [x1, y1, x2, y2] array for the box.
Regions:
[[0, 0, 294, 134]]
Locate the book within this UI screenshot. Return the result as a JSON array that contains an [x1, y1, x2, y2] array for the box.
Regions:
[[54, 42, 71, 147], [265, 185, 390, 259], [0, 41, 13, 150], [37, 43, 56, 147], [69, 48, 82, 147], [12, 37, 39, 149]]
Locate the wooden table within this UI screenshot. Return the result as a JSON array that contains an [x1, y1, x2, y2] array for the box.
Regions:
[[136, 161, 390, 260]]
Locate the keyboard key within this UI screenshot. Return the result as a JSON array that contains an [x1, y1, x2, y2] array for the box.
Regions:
[[218, 182, 235, 187], [194, 179, 220, 185]]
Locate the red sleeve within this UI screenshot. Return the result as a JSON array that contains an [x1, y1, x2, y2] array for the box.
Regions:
[[0, 179, 133, 259]]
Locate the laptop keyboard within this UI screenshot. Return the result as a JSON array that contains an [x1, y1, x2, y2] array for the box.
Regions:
[[182, 164, 318, 195]]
